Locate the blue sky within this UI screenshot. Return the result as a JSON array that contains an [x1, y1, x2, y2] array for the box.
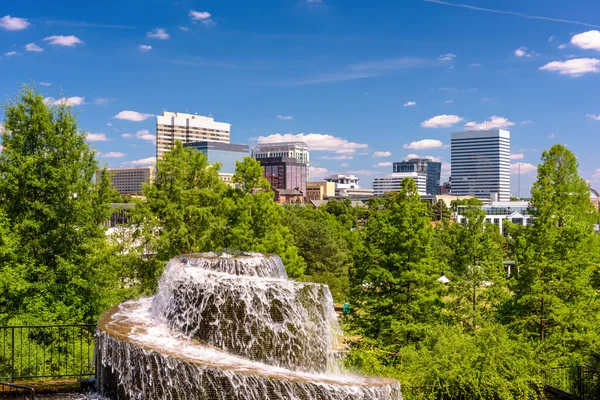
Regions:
[[2, 0, 600, 194]]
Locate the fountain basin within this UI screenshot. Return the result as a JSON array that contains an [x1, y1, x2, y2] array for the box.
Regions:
[[97, 298, 402, 400]]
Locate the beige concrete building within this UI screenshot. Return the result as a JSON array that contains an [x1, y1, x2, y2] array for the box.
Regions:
[[96, 166, 155, 195], [306, 181, 336, 201], [156, 111, 231, 160]]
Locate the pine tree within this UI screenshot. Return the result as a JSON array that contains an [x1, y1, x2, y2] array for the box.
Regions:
[[131, 141, 226, 262], [0, 86, 121, 323], [508, 145, 600, 357], [350, 178, 443, 349], [445, 207, 506, 330]]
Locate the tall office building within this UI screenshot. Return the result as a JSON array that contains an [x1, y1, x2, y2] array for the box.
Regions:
[[184, 141, 249, 174], [96, 166, 155, 195], [373, 172, 427, 196], [258, 157, 307, 196], [156, 111, 231, 160], [393, 158, 442, 195], [252, 142, 310, 180], [450, 129, 510, 202]]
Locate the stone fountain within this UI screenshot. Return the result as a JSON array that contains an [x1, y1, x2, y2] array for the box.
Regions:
[[95, 252, 402, 399]]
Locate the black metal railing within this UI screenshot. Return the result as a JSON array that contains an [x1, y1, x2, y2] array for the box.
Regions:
[[0, 325, 96, 381], [0, 382, 35, 399], [543, 366, 600, 399]]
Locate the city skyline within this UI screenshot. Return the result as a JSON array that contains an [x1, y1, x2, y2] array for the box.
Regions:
[[2, 0, 600, 195]]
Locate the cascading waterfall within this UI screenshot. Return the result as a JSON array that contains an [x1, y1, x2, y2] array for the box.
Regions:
[[96, 252, 402, 400]]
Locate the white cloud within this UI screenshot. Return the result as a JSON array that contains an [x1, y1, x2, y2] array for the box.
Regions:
[[94, 98, 111, 105], [114, 110, 154, 122], [147, 28, 170, 40], [510, 153, 524, 160], [310, 167, 329, 178], [43, 35, 84, 47], [438, 53, 457, 62], [587, 114, 600, 120], [4, 51, 20, 56], [373, 162, 393, 167], [421, 114, 463, 128], [277, 115, 293, 120], [549, 36, 557, 43], [321, 155, 353, 160], [540, 58, 600, 77], [373, 151, 392, 157], [403, 139, 444, 150], [121, 129, 156, 143], [24, 43, 43, 52], [340, 163, 349, 167], [189, 10, 215, 26], [86, 133, 109, 142], [521, 120, 534, 125], [39, 82, 52, 86], [481, 97, 495, 101], [106, 122, 113, 127], [465, 116, 515, 130], [445, 99, 454, 104], [179, 26, 189, 31], [256, 133, 368, 154], [100, 152, 125, 158], [405, 153, 420, 159], [511, 162, 537, 175], [548, 133, 555, 138], [558, 44, 568, 50], [571, 30, 600, 51], [139, 45, 152, 52], [44, 96, 85, 106], [0, 15, 30, 31], [403, 101, 416, 107], [593, 169, 600, 178], [469, 63, 481, 68], [515, 46, 539, 57], [128, 157, 156, 166]]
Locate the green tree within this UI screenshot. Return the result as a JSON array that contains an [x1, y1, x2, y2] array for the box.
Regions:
[[232, 156, 270, 192], [220, 158, 305, 278], [508, 145, 600, 357], [431, 199, 452, 222], [0, 86, 122, 324], [129, 141, 226, 288], [445, 207, 507, 330], [350, 178, 443, 349], [283, 205, 351, 301]]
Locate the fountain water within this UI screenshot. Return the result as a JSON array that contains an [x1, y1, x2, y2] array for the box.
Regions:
[[96, 252, 402, 399]]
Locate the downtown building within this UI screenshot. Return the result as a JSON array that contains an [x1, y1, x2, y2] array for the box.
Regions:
[[252, 142, 310, 181], [372, 172, 427, 196], [393, 158, 442, 195], [96, 166, 155, 196], [156, 111, 231, 160], [257, 157, 307, 203], [451, 129, 511, 202]]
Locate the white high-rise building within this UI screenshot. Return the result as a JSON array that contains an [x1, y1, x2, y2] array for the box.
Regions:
[[156, 111, 231, 160], [252, 142, 310, 180], [451, 129, 510, 202], [373, 172, 427, 196]]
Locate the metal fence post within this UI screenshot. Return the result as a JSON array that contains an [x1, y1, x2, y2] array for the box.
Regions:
[[10, 327, 14, 382]]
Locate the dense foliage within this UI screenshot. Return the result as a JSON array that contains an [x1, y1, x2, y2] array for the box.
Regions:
[[1, 87, 599, 398]]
